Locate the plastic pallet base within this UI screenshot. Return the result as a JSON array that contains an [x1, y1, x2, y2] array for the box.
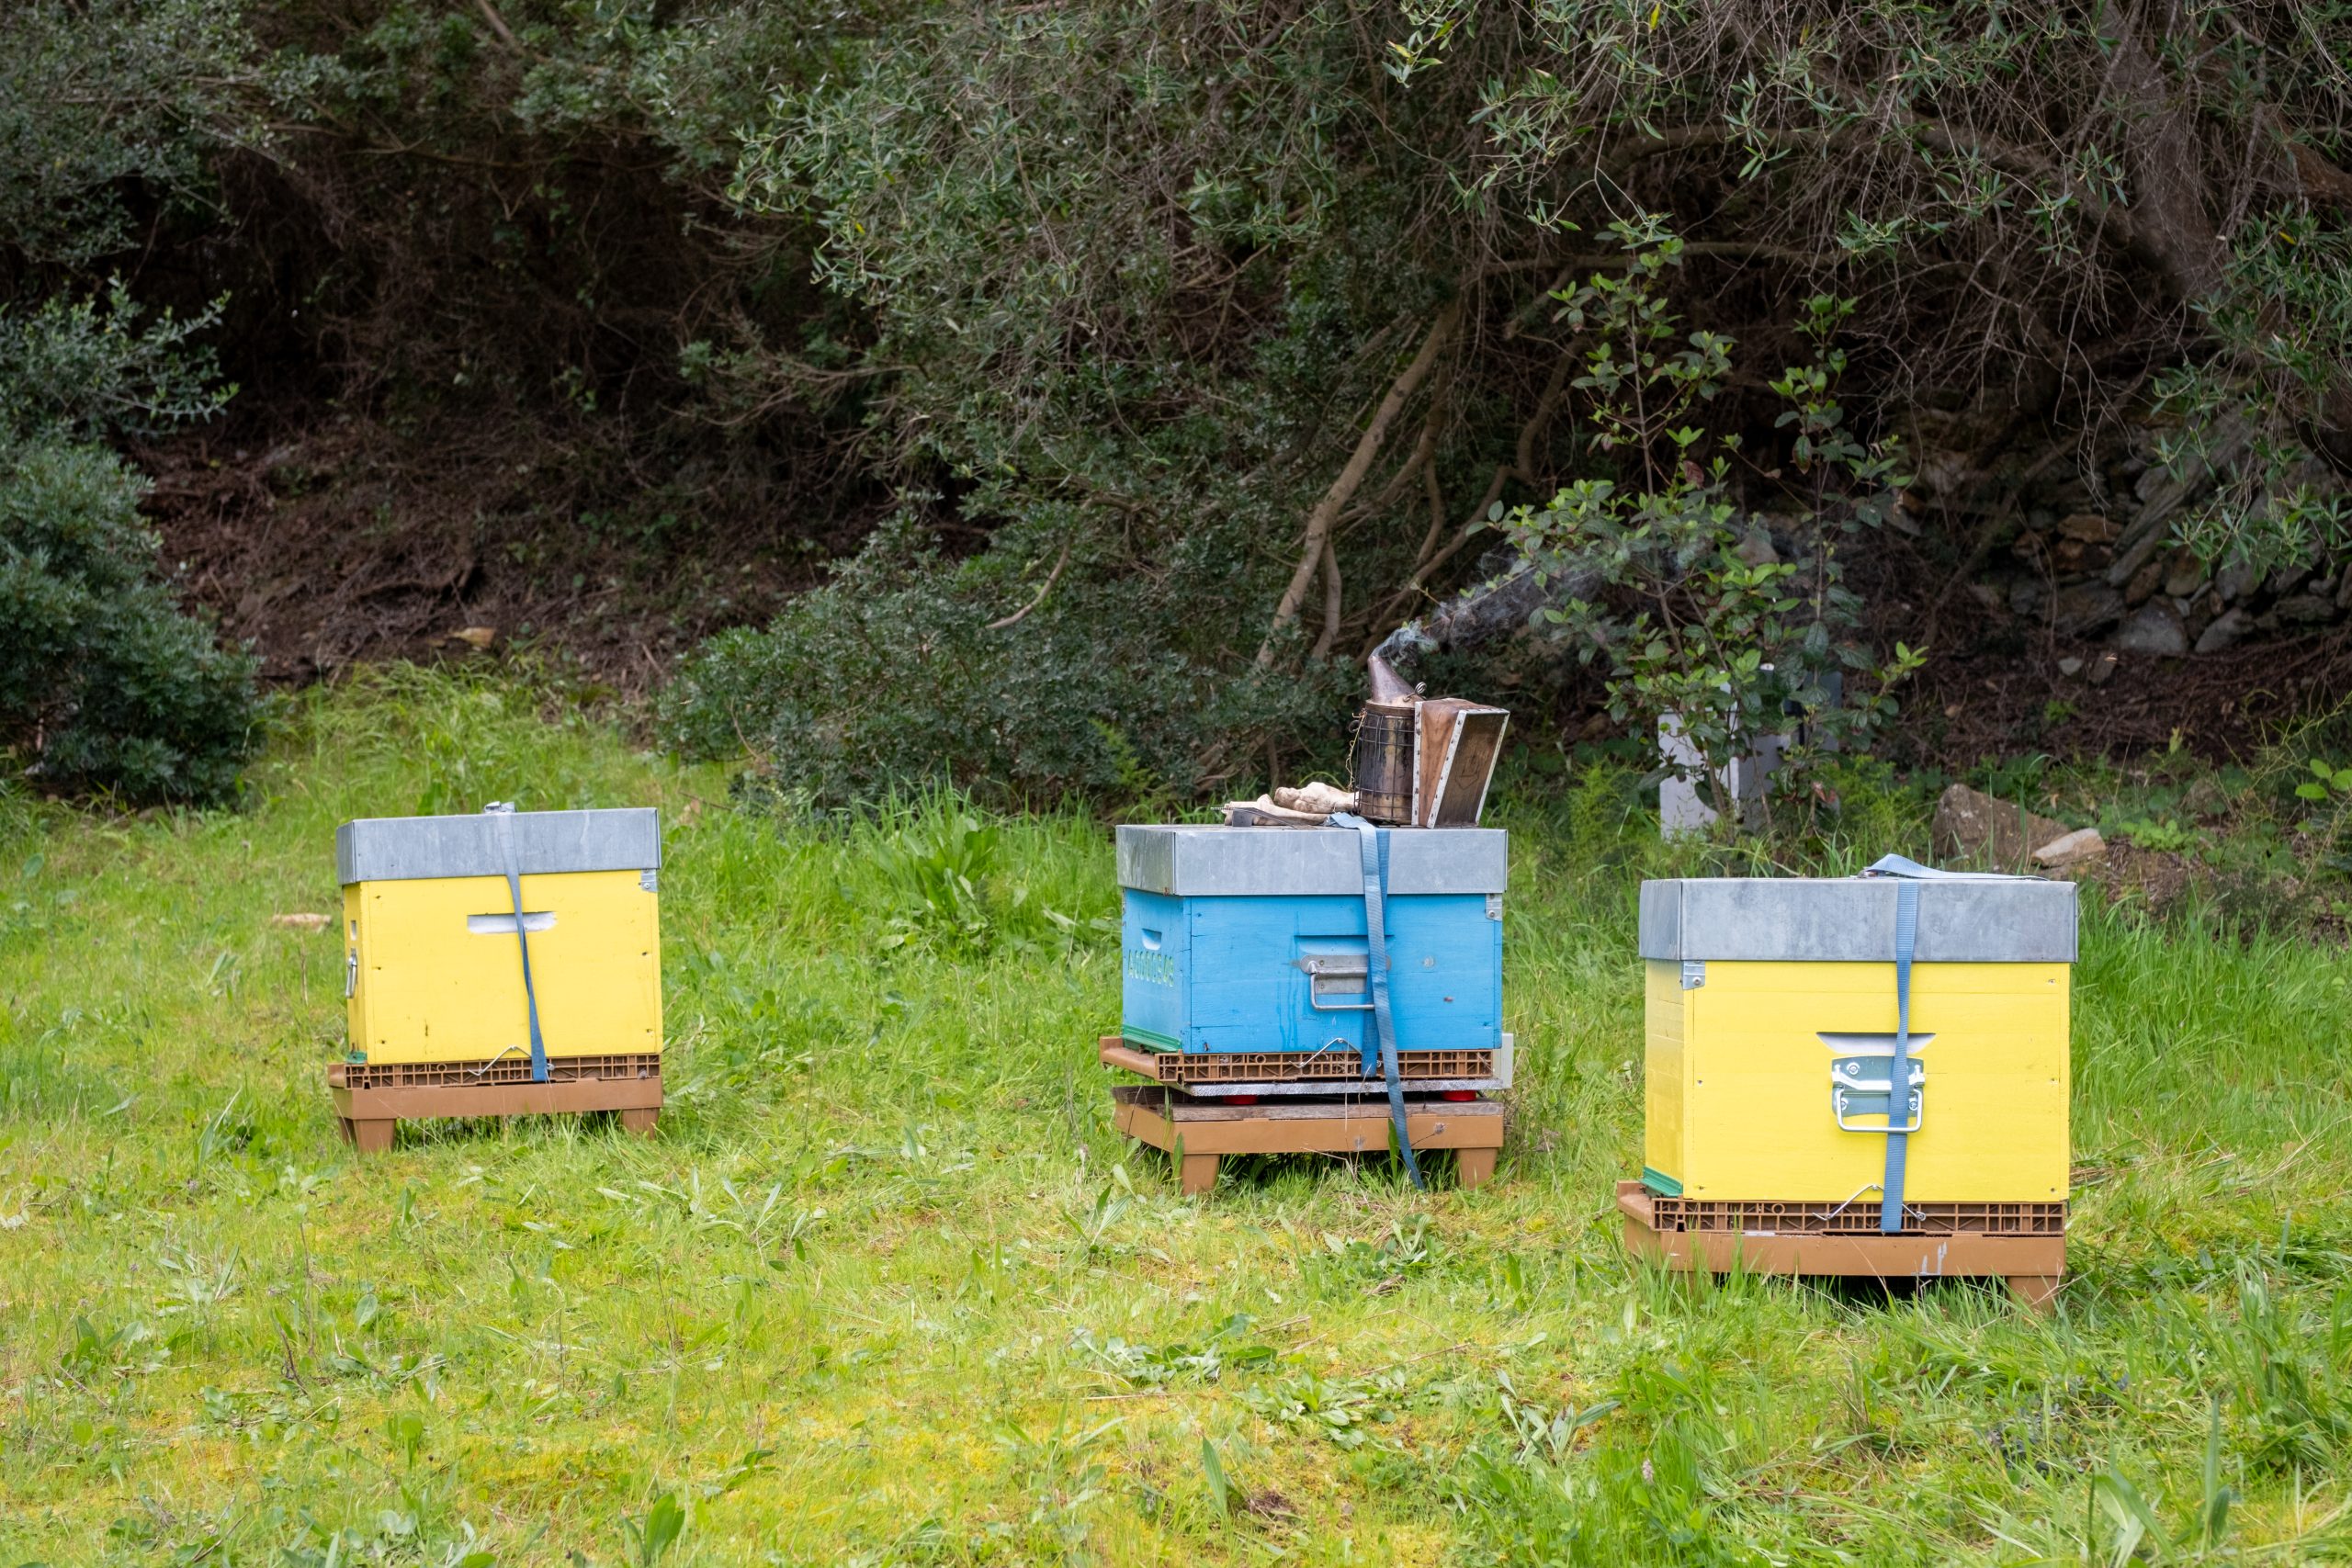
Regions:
[[1112, 1084, 1503, 1195], [1647, 1195, 2066, 1237], [327, 1058, 661, 1155], [334, 1053, 661, 1089], [1100, 1035, 1493, 1086], [1617, 1181, 2065, 1310]]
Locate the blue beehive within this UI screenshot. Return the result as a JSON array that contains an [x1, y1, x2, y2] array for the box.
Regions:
[[1116, 824, 1506, 1057]]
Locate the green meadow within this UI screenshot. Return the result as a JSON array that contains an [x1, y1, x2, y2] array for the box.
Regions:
[[2, 668, 2347, 1565]]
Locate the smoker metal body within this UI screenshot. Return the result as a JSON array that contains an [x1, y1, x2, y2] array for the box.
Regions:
[[1117, 825, 1505, 1056], [1638, 875, 2075, 1203], [337, 808, 662, 1066]]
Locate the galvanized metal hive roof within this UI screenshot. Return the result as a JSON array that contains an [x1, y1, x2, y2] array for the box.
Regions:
[[337, 807, 661, 885], [1116, 823, 1506, 897], [1637, 876, 2077, 964]]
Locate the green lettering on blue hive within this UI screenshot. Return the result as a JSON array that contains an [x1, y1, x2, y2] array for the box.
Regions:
[[1125, 948, 1177, 987]]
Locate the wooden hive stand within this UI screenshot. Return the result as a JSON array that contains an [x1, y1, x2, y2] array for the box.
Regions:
[[1111, 1084, 1504, 1195], [329, 1054, 662, 1154], [1616, 1181, 2065, 1310]]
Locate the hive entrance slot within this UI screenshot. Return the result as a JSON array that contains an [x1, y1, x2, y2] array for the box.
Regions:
[[467, 911, 557, 934]]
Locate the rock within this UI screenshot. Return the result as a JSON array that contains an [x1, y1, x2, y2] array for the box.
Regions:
[[2056, 512, 2119, 542], [2266, 566, 2311, 597], [2033, 827, 2108, 869], [450, 626, 497, 649], [1913, 447, 1974, 500], [2046, 479, 2098, 513], [2181, 773, 2233, 818], [2216, 558, 2259, 602], [2112, 603, 2187, 656], [2123, 557, 2168, 605], [2163, 557, 2207, 599], [1734, 529, 1781, 567], [1932, 784, 2069, 872], [1968, 581, 2005, 612], [2275, 592, 2336, 626], [270, 912, 331, 931], [2058, 657, 2085, 677], [2008, 580, 2043, 616], [2086, 650, 2120, 686], [2194, 607, 2251, 653], [2054, 582, 2126, 636]]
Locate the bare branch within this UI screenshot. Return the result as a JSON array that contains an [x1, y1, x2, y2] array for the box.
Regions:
[[986, 538, 1073, 630], [1260, 294, 1464, 663]]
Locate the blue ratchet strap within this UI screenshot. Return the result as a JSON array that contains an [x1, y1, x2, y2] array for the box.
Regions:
[[1329, 813, 1425, 1190], [1881, 877, 1920, 1233], [1859, 854, 2047, 1230], [1858, 853, 1973, 1232], [486, 803, 551, 1083]]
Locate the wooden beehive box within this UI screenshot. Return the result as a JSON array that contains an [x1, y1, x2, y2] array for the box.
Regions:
[[1637, 874, 2075, 1205], [337, 807, 662, 1066]]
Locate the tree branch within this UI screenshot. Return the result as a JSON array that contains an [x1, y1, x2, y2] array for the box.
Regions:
[[1359, 345, 1576, 651], [1260, 295, 1464, 663], [986, 537, 1072, 630], [1310, 537, 1343, 660]]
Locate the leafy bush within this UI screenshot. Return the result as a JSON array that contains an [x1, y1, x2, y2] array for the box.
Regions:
[[1500, 228, 1921, 831], [0, 39, 261, 806], [662, 513, 1347, 808], [0, 442, 260, 802]]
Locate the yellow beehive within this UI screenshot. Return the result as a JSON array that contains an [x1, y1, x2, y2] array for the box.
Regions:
[[1639, 873, 2074, 1206], [337, 807, 662, 1066]]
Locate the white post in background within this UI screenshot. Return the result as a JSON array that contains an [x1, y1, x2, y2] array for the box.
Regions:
[[1657, 714, 1782, 838]]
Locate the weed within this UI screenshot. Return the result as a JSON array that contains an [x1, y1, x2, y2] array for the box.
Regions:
[[1241, 1368, 1406, 1449], [1070, 1313, 1274, 1388]]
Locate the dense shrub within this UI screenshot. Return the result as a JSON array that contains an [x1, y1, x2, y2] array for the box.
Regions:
[[0, 4, 262, 804], [0, 442, 261, 802], [662, 513, 1348, 808]]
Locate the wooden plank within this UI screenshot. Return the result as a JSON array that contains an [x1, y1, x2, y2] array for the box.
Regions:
[[332, 1076, 661, 1121], [1626, 1222, 2066, 1280], [1115, 1097, 1504, 1156]]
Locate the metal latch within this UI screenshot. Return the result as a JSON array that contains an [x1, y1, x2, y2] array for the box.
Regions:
[[345, 951, 358, 999], [1679, 960, 1705, 989], [1297, 953, 1373, 1010], [1823, 1032, 1932, 1134]]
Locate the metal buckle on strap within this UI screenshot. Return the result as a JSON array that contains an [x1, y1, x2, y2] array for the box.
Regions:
[[1826, 1033, 1930, 1134]]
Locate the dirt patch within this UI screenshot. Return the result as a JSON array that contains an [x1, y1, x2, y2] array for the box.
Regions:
[[1850, 551, 2352, 768], [139, 412, 881, 695]]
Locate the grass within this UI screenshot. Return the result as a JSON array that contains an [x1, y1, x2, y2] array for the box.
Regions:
[[0, 664, 2347, 1566]]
